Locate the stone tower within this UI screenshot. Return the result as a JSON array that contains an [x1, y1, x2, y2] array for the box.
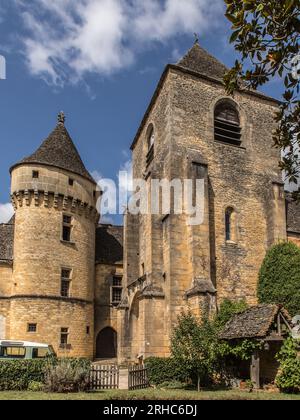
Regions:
[[119, 43, 287, 362], [9, 113, 99, 358]]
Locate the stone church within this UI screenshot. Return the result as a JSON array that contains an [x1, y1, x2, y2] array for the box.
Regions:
[[0, 43, 300, 362]]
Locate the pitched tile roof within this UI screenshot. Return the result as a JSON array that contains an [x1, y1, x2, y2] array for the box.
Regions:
[[10, 115, 95, 184], [0, 216, 14, 263], [286, 193, 300, 234], [95, 224, 123, 264], [177, 42, 228, 80], [219, 304, 291, 340]]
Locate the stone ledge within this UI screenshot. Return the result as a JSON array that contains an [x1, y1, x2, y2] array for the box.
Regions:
[[0, 294, 93, 306], [185, 278, 216, 298]]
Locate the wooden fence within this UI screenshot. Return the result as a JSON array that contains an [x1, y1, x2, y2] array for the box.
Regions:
[[128, 365, 149, 390], [90, 365, 119, 390]]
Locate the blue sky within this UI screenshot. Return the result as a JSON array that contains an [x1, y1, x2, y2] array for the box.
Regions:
[[0, 0, 283, 224]]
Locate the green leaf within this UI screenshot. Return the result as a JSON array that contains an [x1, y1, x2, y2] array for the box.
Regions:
[[230, 30, 240, 43], [225, 13, 238, 24]]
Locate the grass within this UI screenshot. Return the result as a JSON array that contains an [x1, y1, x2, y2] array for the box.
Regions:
[[0, 389, 300, 400]]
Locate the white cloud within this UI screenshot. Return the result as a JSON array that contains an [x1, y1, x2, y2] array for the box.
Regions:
[[0, 203, 14, 224], [15, 0, 223, 85], [119, 159, 133, 194]]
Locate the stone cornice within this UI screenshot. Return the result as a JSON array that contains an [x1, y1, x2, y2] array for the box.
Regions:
[[11, 189, 99, 222], [0, 294, 93, 306]]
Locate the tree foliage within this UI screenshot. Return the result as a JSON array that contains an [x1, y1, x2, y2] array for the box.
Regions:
[[224, 0, 300, 192], [276, 337, 300, 393], [171, 311, 219, 390], [258, 242, 300, 316], [170, 300, 260, 389]]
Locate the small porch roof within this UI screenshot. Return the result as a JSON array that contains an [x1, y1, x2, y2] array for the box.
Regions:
[[219, 304, 292, 340]]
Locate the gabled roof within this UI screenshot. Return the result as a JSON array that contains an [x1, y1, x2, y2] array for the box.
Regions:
[[286, 193, 300, 234], [0, 216, 14, 264], [95, 224, 123, 264], [177, 42, 228, 80], [10, 114, 95, 184], [219, 304, 291, 340]]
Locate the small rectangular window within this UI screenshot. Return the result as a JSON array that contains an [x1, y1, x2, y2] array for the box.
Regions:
[[27, 323, 37, 333], [62, 215, 72, 242], [60, 328, 69, 347], [69, 178, 74, 186], [86, 326, 90, 335], [32, 171, 39, 179], [61, 269, 71, 297], [111, 276, 122, 306]]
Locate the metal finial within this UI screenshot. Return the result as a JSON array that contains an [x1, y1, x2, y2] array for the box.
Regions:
[[57, 111, 66, 125], [194, 33, 199, 45]]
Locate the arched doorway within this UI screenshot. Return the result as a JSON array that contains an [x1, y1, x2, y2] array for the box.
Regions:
[[96, 327, 117, 359]]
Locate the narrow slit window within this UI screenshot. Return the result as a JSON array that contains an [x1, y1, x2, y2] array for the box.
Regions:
[[62, 215, 72, 242], [146, 124, 155, 166], [225, 207, 236, 242]]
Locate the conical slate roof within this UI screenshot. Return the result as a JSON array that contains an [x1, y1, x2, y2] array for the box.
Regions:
[[177, 42, 228, 80], [11, 113, 95, 184]]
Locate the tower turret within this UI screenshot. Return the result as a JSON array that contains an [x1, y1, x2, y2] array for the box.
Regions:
[[9, 113, 99, 358]]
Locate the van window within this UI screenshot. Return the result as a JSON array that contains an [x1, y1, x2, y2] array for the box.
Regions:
[[0, 346, 26, 358], [32, 347, 49, 359]]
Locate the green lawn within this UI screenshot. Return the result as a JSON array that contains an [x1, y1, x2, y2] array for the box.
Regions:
[[0, 389, 300, 400]]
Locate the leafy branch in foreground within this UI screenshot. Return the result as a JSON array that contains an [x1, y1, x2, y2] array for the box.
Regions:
[[224, 0, 300, 194]]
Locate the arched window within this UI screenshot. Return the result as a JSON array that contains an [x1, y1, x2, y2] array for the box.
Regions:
[[146, 124, 155, 166], [225, 207, 236, 242], [214, 101, 242, 146], [147, 126, 155, 150]]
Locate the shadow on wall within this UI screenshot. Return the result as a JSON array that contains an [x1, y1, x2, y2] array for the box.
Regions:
[[0, 315, 6, 339], [95, 226, 123, 264]]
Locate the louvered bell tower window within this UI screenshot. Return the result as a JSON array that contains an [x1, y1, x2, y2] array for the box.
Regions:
[[214, 103, 242, 146]]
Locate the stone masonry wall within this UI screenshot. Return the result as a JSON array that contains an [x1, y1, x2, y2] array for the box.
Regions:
[[7, 163, 98, 358]]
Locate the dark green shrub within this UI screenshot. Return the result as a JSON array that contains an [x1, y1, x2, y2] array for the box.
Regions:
[[215, 299, 248, 329], [145, 357, 187, 386], [258, 242, 300, 316], [0, 359, 47, 391], [44, 358, 90, 393], [276, 337, 300, 394], [0, 357, 91, 392]]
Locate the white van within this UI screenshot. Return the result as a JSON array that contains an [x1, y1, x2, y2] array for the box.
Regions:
[[0, 340, 56, 360]]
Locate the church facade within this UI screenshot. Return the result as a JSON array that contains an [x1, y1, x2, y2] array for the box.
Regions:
[[0, 44, 300, 361]]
